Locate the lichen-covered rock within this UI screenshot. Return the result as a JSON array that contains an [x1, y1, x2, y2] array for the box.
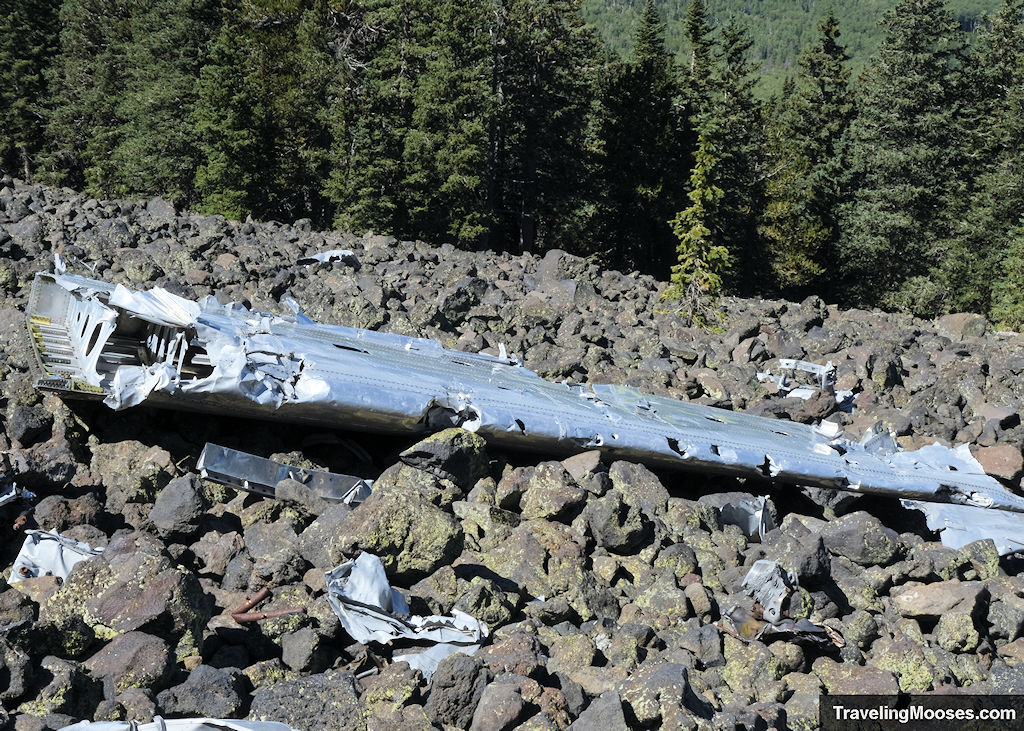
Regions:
[[156, 664, 247, 718], [820, 511, 902, 566], [40, 531, 209, 658], [399, 427, 490, 489], [15, 656, 101, 719], [248, 669, 364, 728], [424, 653, 490, 729], [82, 631, 172, 695], [90, 440, 175, 514], [519, 462, 587, 522], [331, 489, 463, 583], [149, 473, 208, 539]]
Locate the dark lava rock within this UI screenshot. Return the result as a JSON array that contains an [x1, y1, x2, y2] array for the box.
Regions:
[[424, 653, 490, 728], [157, 664, 247, 718], [248, 669, 363, 729]]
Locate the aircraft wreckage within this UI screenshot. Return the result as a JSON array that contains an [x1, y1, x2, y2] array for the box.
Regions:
[[24, 270, 1024, 554]]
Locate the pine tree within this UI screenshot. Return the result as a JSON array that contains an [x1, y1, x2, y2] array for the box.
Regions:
[[0, 0, 59, 180], [761, 12, 853, 296], [991, 223, 1024, 330], [662, 133, 730, 327], [110, 0, 218, 203], [942, 0, 1024, 316], [835, 0, 971, 314], [402, 0, 493, 246], [588, 0, 685, 273], [683, 0, 715, 119], [489, 0, 600, 254], [701, 20, 765, 294], [40, 0, 132, 193], [191, 2, 267, 219], [326, 0, 431, 236]]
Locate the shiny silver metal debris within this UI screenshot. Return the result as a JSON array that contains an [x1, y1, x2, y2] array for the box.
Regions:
[[24, 272, 1024, 545], [197, 443, 371, 505], [325, 553, 488, 678], [9, 529, 103, 583]]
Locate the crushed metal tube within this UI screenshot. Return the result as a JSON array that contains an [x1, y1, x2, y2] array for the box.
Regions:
[[9, 529, 104, 583], [59, 719, 299, 731], [296, 249, 360, 268], [24, 272, 1024, 552], [325, 553, 488, 678], [198, 442, 372, 505]]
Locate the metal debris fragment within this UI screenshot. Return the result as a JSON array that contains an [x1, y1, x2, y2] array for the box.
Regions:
[[757, 358, 855, 409], [700, 493, 775, 542], [9, 529, 103, 583], [59, 719, 299, 731], [198, 443, 372, 506], [297, 249, 360, 268], [741, 559, 796, 623], [325, 553, 488, 678], [0, 482, 34, 509], [24, 272, 1024, 536]]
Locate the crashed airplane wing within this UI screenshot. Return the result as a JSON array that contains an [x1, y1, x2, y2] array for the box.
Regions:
[[25, 272, 1024, 525]]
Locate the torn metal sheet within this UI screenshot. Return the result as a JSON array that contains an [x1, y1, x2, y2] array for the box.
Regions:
[[0, 482, 34, 508], [905, 501, 1024, 555], [899, 443, 1024, 555], [741, 559, 795, 623], [24, 272, 1024, 528], [757, 358, 854, 409], [699, 493, 775, 542], [325, 553, 488, 678], [198, 443, 372, 505], [297, 249, 359, 268], [59, 719, 299, 731], [9, 529, 103, 583]]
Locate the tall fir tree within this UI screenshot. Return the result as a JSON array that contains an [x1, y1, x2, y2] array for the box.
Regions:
[[663, 132, 730, 327], [588, 0, 685, 273], [488, 0, 599, 254], [683, 0, 715, 121], [835, 0, 971, 314], [701, 20, 765, 294], [326, 0, 431, 236], [940, 0, 1024, 316], [41, 0, 132, 193], [191, 1, 268, 219], [110, 0, 218, 203], [402, 0, 493, 246], [760, 12, 853, 296], [0, 0, 59, 180]]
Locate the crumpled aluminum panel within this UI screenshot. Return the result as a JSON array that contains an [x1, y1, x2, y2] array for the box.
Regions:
[[325, 553, 487, 677], [24, 272, 1024, 519], [9, 529, 104, 582]]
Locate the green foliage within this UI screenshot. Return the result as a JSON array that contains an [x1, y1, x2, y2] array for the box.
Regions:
[[938, 0, 1024, 316], [192, 3, 266, 219], [761, 12, 853, 296], [700, 20, 765, 293], [110, 0, 218, 202], [0, 0, 59, 179], [588, 0, 687, 273], [40, 0, 132, 192], [581, 0, 999, 95], [835, 0, 972, 315], [990, 224, 1024, 330], [662, 134, 730, 327]]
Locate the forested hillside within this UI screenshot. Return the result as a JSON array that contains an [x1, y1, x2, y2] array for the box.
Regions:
[[2, 0, 1024, 330], [583, 0, 998, 87]]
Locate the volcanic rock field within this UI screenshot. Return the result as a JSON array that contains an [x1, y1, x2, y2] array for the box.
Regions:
[[2, 176, 1024, 730]]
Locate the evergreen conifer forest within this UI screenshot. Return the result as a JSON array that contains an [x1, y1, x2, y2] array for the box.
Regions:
[[3, 0, 1024, 328]]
